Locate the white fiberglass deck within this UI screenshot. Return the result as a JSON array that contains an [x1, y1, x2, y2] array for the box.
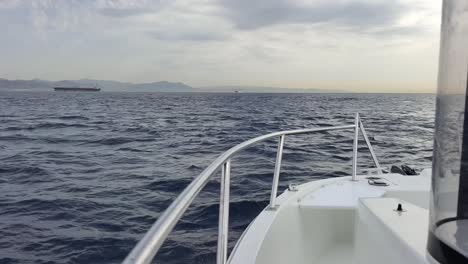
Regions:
[[315, 243, 353, 264], [229, 170, 431, 264]]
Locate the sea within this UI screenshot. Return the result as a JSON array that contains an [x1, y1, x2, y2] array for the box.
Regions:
[[0, 91, 435, 264]]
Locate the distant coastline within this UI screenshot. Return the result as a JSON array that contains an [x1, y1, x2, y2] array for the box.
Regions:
[[0, 78, 193, 93], [0, 78, 437, 93], [0, 78, 350, 93]]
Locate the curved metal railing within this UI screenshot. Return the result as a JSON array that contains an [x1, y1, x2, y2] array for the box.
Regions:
[[123, 113, 381, 264]]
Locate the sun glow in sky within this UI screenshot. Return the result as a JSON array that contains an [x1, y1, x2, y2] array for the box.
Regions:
[[0, 0, 441, 92]]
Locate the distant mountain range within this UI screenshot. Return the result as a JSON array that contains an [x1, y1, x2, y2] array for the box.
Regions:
[[196, 85, 349, 93], [0, 78, 193, 92], [0, 78, 349, 93]]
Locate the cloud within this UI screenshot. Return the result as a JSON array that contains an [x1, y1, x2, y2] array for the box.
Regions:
[[0, 0, 21, 9], [366, 25, 426, 37], [3, 0, 166, 32], [97, 7, 154, 17], [95, 0, 154, 9], [218, 0, 412, 32], [96, 0, 169, 17], [148, 31, 229, 42], [0, 0, 441, 92]]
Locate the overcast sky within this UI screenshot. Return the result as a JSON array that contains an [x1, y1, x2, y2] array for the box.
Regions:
[[0, 0, 441, 92]]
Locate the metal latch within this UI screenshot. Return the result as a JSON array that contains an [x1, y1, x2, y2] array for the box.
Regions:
[[368, 179, 389, 186]]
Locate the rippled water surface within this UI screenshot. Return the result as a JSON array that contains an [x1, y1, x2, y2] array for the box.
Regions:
[[0, 92, 435, 263]]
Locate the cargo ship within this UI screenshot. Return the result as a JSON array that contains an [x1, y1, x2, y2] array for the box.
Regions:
[[53, 87, 101, 92]]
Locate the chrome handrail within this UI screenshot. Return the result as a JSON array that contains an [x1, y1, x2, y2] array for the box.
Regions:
[[123, 113, 380, 264]]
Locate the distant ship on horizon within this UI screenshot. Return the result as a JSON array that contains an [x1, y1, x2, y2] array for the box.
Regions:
[[53, 86, 101, 92]]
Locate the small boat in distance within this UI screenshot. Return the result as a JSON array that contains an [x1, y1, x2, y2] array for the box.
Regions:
[[53, 87, 101, 92]]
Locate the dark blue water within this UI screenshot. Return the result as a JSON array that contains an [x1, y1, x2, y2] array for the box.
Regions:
[[0, 92, 435, 264]]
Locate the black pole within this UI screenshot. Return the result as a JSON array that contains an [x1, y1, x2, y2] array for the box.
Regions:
[[457, 68, 468, 218]]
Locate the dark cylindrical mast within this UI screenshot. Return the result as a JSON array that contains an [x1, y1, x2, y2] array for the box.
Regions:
[[427, 0, 468, 263]]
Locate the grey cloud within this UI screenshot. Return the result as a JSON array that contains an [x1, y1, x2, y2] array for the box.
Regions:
[[219, 0, 413, 33], [97, 7, 153, 17], [148, 31, 230, 42], [366, 26, 428, 37], [96, 0, 170, 17]]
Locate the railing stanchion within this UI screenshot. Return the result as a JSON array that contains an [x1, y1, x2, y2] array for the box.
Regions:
[[217, 160, 231, 264], [359, 120, 381, 172], [352, 113, 359, 181], [122, 123, 372, 264], [269, 135, 285, 209]]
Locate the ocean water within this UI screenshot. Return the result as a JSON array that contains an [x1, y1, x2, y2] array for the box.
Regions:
[[0, 92, 435, 264]]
